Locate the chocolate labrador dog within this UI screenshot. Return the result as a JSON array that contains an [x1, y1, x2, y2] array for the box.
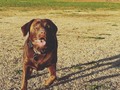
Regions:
[[21, 19, 58, 90]]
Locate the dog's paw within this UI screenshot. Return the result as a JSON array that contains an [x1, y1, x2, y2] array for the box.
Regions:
[[44, 76, 57, 86]]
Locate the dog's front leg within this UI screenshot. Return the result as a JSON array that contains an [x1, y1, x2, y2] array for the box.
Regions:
[[44, 64, 57, 86], [21, 63, 28, 90]]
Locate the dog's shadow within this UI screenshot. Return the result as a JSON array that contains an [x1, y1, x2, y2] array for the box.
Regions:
[[31, 54, 120, 90]]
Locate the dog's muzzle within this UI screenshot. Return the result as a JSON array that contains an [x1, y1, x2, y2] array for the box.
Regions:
[[34, 39, 46, 48]]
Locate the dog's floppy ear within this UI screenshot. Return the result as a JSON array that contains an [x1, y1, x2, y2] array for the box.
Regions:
[[46, 19, 58, 35], [51, 22, 58, 35], [21, 19, 34, 36]]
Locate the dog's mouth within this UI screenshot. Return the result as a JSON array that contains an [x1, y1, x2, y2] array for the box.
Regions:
[[33, 38, 46, 49]]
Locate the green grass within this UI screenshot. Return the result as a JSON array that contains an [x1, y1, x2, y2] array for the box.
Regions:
[[72, 65, 83, 70], [89, 84, 103, 90], [0, 0, 120, 10], [112, 24, 118, 26], [88, 83, 110, 90], [86, 36, 105, 40], [15, 69, 23, 75]]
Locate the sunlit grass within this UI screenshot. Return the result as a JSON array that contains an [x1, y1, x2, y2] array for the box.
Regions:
[[0, 0, 120, 10]]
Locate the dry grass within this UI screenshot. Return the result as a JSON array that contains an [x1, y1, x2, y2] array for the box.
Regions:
[[0, 9, 120, 90]]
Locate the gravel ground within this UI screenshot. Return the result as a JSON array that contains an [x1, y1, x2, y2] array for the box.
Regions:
[[0, 9, 120, 90]]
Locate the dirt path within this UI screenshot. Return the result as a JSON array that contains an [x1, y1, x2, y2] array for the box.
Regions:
[[0, 9, 120, 90]]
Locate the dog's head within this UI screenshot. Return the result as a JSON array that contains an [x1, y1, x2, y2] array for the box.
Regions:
[[21, 19, 57, 51]]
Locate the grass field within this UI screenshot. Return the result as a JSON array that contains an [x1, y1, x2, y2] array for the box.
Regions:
[[0, 0, 120, 90], [0, 0, 120, 10]]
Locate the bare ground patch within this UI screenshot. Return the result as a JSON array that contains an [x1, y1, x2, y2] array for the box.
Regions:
[[0, 9, 120, 90]]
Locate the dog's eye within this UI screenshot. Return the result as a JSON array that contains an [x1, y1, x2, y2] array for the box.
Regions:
[[47, 25, 50, 28], [46, 24, 50, 29]]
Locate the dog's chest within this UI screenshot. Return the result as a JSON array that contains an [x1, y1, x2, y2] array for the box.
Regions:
[[29, 54, 46, 70], [33, 53, 45, 61]]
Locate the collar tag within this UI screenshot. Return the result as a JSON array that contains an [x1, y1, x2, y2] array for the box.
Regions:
[[34, 53, 39, 61]]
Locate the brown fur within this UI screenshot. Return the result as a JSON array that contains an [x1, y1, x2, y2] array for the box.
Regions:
[[21, 19, 58, 90]]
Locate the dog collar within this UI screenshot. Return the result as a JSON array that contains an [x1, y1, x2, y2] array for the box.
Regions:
[[28, 40, 47, 61]]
